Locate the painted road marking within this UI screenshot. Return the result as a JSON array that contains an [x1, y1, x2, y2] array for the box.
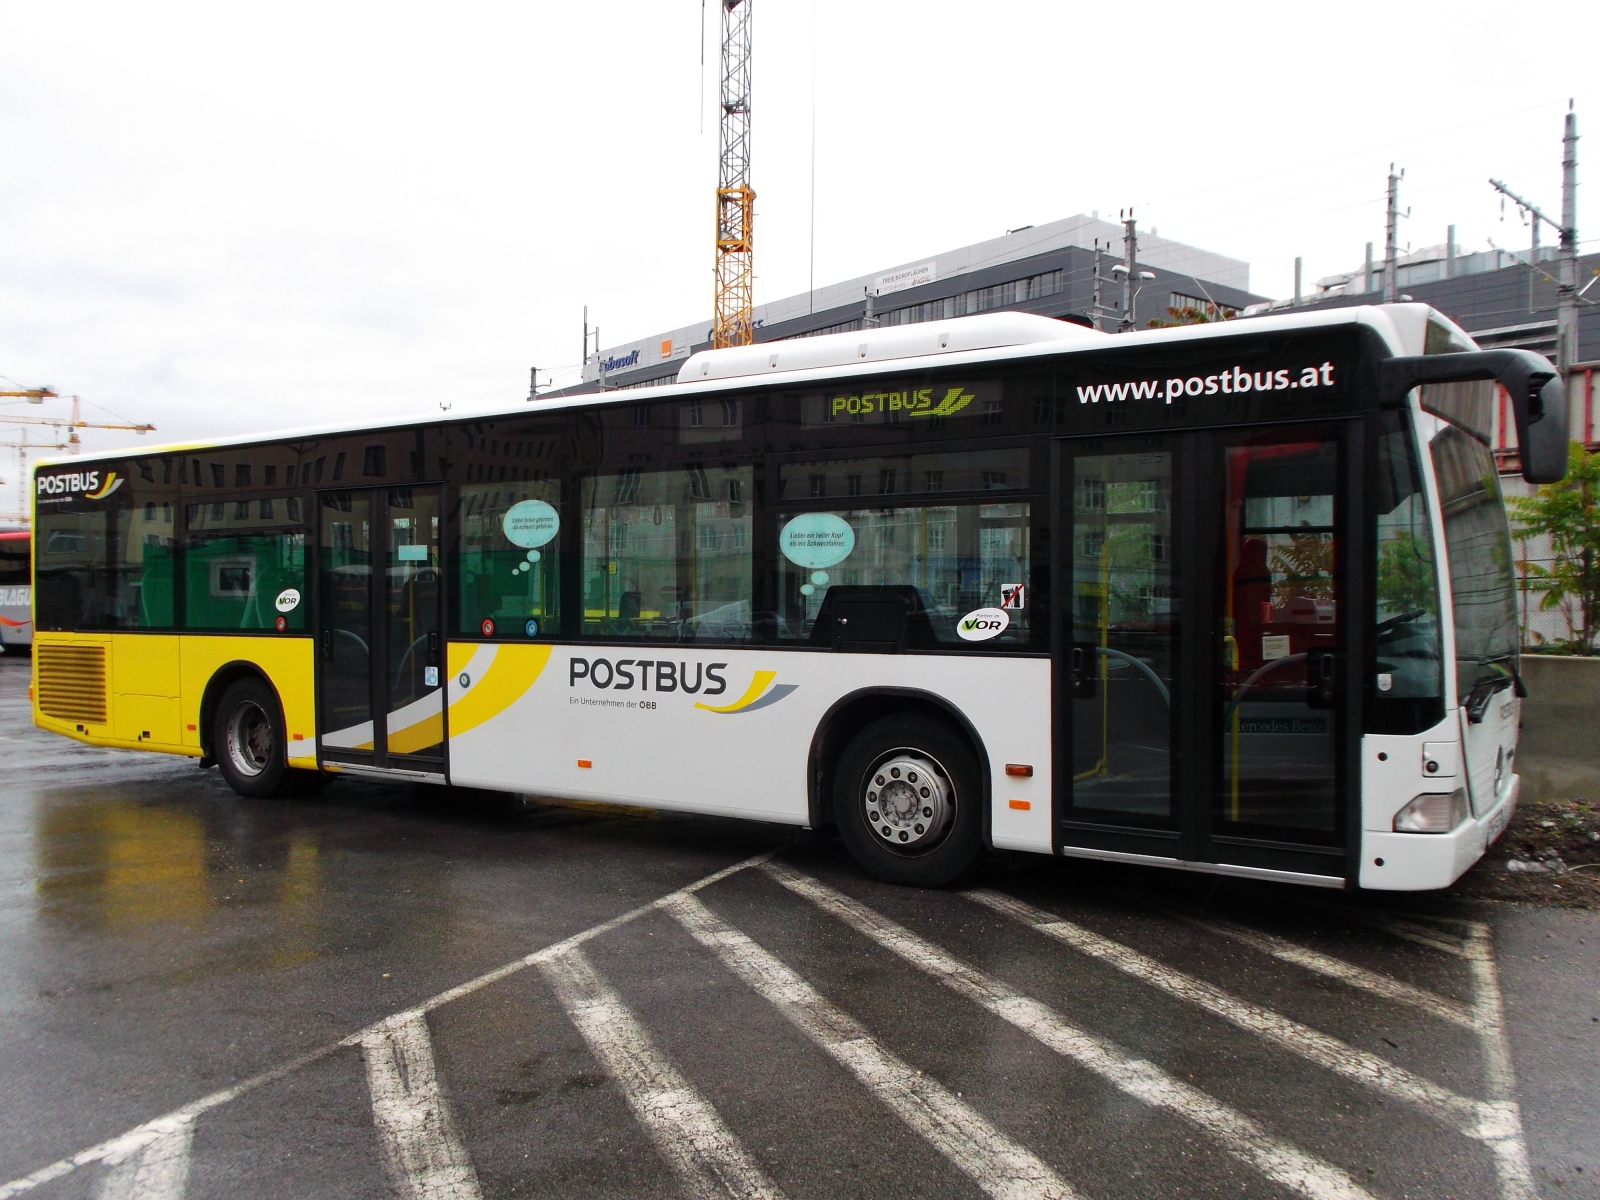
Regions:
[[1462, 921, 1537, 1200], [1173, 911, 1474, 1028], [94, 1115, 194, 1200], [540, 947, 784, 1200], [968, 890, 1537, 1200], [763, 863, 1373, 1200], [360, 1014, 482, 1200], [0, 853, 775, 1200], [663, 890, 1079, 1200]]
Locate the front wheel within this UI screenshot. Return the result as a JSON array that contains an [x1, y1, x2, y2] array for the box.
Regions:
[[833, 714, 983, 887], [214, 677, 290, 799]]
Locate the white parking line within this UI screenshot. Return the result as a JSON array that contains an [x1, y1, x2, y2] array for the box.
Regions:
[[95, 1115, 194, 1200], [763, 863, 1373, 1200], [1173, 911, 1474, 1028], [664, 891, 1079, 1200], [971, 890, 1541, 1200], [1461, 922, 1537, 1200], [0, 853, 774, 1200], [540, 948, 784, 1200], [360, 1014, 482, 1200]]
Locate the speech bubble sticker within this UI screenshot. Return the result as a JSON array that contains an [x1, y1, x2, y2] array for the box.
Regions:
[[502, 499, 560, 549], [780, 512, 855, 569]]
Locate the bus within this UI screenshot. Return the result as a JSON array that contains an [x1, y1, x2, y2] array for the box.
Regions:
[[29, 303, 1568, 891], [0, 530, 31, 651]]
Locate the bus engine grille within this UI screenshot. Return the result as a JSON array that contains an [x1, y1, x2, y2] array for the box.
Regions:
[[36, 643, 108, 725]]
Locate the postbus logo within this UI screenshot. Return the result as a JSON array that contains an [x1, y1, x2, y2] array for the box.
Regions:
[[830, 386, 976, 419], [693, 670, 798, 715], [36, 469, 123, 501]]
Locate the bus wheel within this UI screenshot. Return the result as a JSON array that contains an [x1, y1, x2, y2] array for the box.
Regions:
[[214, 677, 289, 799], [834, 714, 982, 887]]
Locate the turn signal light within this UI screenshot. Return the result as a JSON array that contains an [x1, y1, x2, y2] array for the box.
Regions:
[[1008, 799, 1031, 811], [577, 759, 592, 769], [1005, 764, 1033, 777], [1393, 789, 1468, 834]]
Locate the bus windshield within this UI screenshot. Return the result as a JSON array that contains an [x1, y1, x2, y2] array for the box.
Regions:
[[1425, 415, 1520, 700], [1370, 412, 1444, 733]]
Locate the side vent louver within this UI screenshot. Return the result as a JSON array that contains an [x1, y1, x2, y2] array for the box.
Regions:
[[37, 643, 108, 724]]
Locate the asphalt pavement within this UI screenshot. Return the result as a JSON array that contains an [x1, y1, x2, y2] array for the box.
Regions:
[[0, 652, 1596, 1200]]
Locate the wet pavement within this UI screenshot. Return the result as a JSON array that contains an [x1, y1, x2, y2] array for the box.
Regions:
[[0, 652, 1596, 1200]]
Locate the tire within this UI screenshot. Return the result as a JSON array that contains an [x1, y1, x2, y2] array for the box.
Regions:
[[833, 713, 983, 887], [213, 677, 290, 799]]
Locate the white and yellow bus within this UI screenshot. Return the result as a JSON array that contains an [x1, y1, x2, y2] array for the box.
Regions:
[[30, 305, 1567, 890]]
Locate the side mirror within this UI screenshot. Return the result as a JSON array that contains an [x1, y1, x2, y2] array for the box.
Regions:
[[1378, 349, 1568, 483]]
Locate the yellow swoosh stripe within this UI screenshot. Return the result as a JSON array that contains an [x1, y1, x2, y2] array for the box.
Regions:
[[446, 643, 552, 737], [84, 472, 121, 500], [386, 712, 443, 755], [694, 670, 775, 714]]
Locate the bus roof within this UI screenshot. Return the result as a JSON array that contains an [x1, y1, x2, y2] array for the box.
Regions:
[[37, 302, 1449, 470]]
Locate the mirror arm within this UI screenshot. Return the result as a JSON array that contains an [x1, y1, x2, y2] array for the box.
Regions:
[[1378, 349, 1568, 484]]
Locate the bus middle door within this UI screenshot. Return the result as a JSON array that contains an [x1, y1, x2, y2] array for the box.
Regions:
[[316, 486, 446, 779]]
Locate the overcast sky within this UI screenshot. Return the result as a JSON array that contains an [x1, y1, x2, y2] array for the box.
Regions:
[[1, 0, 1597, 504]]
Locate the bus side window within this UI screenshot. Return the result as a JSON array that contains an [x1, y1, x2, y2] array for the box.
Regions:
[[456, 481, 562, 638], [580, 465, 753, 642]]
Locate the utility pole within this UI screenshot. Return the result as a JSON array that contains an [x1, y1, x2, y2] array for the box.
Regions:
[[1384, 164, 1404, 303], [583, 306, 589, 375], [1294, 257, 1303, 307], [711, 0, 755, 348], [1090, 240, 1106, 331], [527, 367, 539, 401], [1121, 212, 1137, 330], [862, 289, 877, 329], [1560, 101, 1579, 374], [1489, 102, 1580, 374], [1113, 213, 1154, 332]]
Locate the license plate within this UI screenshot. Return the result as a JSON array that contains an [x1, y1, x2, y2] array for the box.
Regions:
[[1487, 806, 1508, 843]]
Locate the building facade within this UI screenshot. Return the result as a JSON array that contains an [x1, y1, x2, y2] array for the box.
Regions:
[[554, 215, 1261, 395]]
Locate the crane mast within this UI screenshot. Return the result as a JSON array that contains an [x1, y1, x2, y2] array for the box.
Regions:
[[712, 0, 754, 349]]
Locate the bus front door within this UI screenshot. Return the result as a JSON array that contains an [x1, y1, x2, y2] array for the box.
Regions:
[[317, 487, 446, 779], [1058, 424, 1355, 884]]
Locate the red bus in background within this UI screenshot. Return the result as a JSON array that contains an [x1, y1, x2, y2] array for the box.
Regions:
[[0, 530, 32, 651]]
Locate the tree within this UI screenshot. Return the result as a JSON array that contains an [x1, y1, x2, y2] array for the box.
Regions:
[[1509, 441, 1600, 654], [1147, 303, 1235, 329]]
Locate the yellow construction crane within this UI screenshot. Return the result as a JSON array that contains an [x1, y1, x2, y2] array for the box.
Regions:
[[0, 395, 155, 453], [711, 0, 755, 349]]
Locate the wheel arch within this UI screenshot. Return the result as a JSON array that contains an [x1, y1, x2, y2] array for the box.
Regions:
[[199, 660, 287, 763], [807, 687, 993, 848]]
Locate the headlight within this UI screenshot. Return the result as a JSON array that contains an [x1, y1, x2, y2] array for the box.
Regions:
[[1393, 789, 1468, 833]]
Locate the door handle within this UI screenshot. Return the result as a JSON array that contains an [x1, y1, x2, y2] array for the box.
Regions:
[[320, 630, 331, 659], [1071, 646, 1085, 672], [427, 631, 439, 664], [1307, 652, 1337, 708]]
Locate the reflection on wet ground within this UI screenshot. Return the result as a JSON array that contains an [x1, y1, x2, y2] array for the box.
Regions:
[[2, 656, 1598, 1200]]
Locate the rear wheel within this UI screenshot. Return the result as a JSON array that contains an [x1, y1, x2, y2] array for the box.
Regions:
[[834, 713, 983, 887], [214, 677, 289, 799]]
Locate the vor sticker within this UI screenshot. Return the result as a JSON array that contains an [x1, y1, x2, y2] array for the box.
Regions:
[[956, 607, 1009, 641], [275, 588, 301, 613]]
